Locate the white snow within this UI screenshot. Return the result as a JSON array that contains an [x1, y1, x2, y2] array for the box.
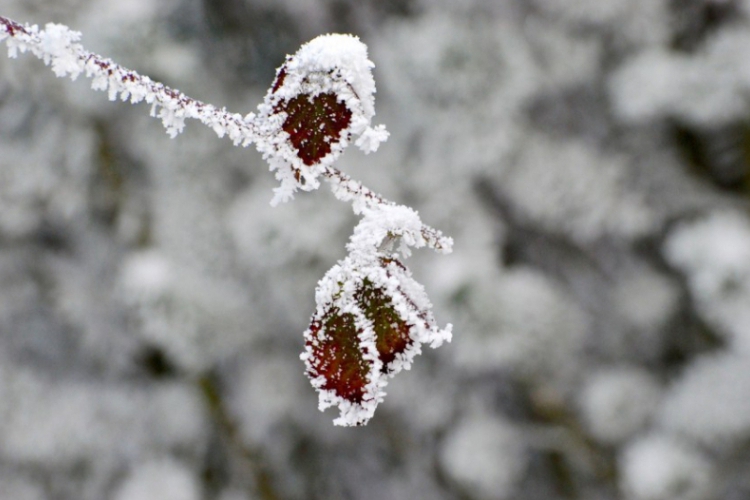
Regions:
[[579, 367, 661, 444], [658, 351, 750, 448], [620, 434, 713, 500], [664, 212, 750, 351], [255, 33, 388, 203], [113, 459, 201, 500], [0, 19, 391, 203], [439, 412, 528, 500], [0, 12, 453, 428]]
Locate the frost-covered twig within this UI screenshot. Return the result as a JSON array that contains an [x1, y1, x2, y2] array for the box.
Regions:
[[0, 17, 255, 142], [0, 15, 453, 426], [324, 165, 453, 253]]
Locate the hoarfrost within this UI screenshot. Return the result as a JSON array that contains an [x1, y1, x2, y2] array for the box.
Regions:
[[664, 211, 750, 351], [658, 351, 750, 448], [439, 412, 528, 500], [453, 267, 588, 381], [113, 459, 201, 500], [578, 367, 661, 444], [611, 27, 750, 126], [498, 134, 655, 243], [619, 434, 713, 500]]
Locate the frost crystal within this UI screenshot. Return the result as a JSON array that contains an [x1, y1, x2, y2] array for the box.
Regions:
[[0, 19, 389, 204], [256, 34, 389, 204], [302, 256, 452, 426], [0, 15, 453, 427], [302, 207, 452, 426]]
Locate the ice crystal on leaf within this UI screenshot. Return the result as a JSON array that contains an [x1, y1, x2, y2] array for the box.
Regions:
[[302, 206, 452, 426], [256, 33, 389, 205], [303, 256, 452, 426], [277, 93, 352, 167], [0, 15, 452, 426]]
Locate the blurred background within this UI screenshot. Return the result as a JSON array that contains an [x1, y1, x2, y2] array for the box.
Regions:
[[1, 0, 750, 499]]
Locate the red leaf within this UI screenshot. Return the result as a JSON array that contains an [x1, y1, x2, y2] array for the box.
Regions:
[[305, 308, 370, 404], [303, 255, 452, 425], [356, 280, 412, 372], [277, 92, 352, 166]]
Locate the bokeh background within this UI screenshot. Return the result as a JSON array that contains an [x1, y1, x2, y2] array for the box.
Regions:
[[1, 0, 750, 499]]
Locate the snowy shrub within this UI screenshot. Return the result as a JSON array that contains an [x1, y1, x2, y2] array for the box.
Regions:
[[658, 351, 750, 448], [619, 434, 713, 500], [0, 15, 453, 426], [439, 411, 528, 500], [372, 11, 535, 175], [0, 366, 206, 464], [578, 366, 661, 444], [0, 474, 45, 500], [0, 106, 94, 238], [664, 211, 750, 352], [118, 249, 256, 371], [497, 133, 655, 244], [113, 458, 201, 500], [226, 179, 353, 323], [610, 27, 750, 126], [228, 352, 309, 444], [452, 266, 588, 382], [610, 267, 680, 336], [531, 0, 669, 47]]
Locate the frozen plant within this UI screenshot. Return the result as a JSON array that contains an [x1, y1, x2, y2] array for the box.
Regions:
[[663, 211, 750, 351], [452, 266, 588, 383], [658, 350, 750, 448], [610, 26, 750, 127], [578, 366, 661, 445], [0, 365, 206, 464], [113, 458, 201, 500], [0, 15, 453, 426], [619, 434, 714, 500], [439, 411, 528, 500]]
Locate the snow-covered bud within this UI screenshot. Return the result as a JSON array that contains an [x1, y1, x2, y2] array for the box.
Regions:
[[255, 34, 388, 204]]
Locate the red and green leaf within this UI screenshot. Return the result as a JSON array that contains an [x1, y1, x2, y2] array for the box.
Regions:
[[357, 280, 412, 372], [303, 254, 452, 425], [305, 308, 370, 404]]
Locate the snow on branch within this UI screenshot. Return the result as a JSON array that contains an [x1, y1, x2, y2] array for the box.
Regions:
[[0, 17, 253, 142], [0, 15, 453, 426], [324, 165, 453, 253]]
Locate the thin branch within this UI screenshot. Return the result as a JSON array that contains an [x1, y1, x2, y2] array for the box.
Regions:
[[0, 15, 452, 253], [323, 165, 453, 252], [0, 16, 255, 142]]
